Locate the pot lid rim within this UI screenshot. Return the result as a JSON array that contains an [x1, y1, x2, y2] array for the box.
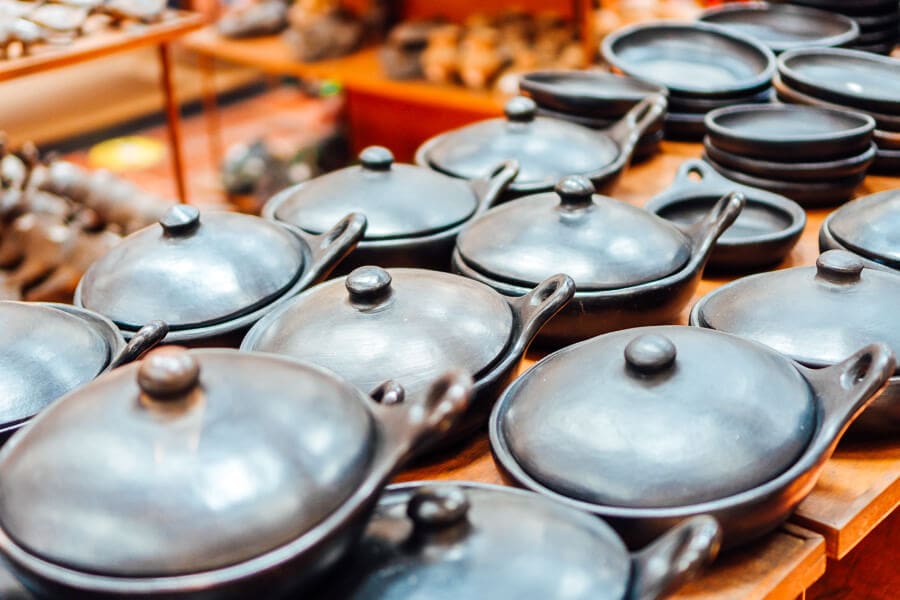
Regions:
[[825, 190, 900, 268]]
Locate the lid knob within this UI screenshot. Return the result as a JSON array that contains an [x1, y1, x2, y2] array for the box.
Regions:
[[138, 347, 200, 400], [408, 485, 470, 529], [505, 96, 537, 123], [359, 146, 394, 171], [555, 176, 595, 209], [625, 334, 677, 374], [159, 204, 200, 235], [816, 250, 864, 282], [346, 266, 393, 305]]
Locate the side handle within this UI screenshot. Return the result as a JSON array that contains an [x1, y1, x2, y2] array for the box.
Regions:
[[684, 191, 745, 264], [298, 212, 368, 285], [469, 160, 519, 214], [109, 320, 168, 369]]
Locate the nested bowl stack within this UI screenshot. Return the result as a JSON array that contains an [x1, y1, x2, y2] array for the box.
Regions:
[[772, 0, 899, 54]]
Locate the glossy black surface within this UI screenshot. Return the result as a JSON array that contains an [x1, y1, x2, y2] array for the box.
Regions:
[[666, 87, 772, 114], [705, 157, 865, 207], [645, 160, 805, 272], [699, 2, 859, 53], [314, 482, 721, 600], [0, 348, 473, 598], [820, 189, 900, 269], [519, 70, 667, 118], [705, 104, 875, 161], [779, 48, 900, 114], [871, 147, 900, 174], [602, 21, 776, 98], [773, 75, 900, 131], [703, 140, 876, 181], [491, 324, 895, 547]]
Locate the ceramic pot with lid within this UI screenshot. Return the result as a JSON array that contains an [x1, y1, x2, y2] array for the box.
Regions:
[[262, 147, 518, 272], [415, 94, 667, 198], [313, 481, 721, 600], [452, 176, 744, 346], [75, 204, 367, 345], [0, 347, 472, 599], [241, 266, 575, 444], [490, 325, 894, 548], [691, 250, 900, 436], [819, 189, 900, 271], [0, 301, 166, 444]]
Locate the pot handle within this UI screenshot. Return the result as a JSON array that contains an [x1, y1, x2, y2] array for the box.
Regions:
[[372, 370, 473, 453], [469, 159, 519, 214], [629, 515, 721, 600], [299, 212, 367, 285], [799, 343, 895, 447], [683, 191, 745, 259], [670, 158, 733, 190], [506, 273, 575, 355], [109, 320, 168, 369], [585, 94, 665, 186]]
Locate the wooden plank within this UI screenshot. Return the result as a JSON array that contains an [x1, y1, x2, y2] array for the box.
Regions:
[[0, 11, 205, 82]]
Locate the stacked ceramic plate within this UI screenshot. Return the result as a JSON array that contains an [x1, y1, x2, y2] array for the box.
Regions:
[[775, 47, 900, 173], [519, 70, 667, 162], [699, 2, 860, 54], [602, 21, 776, 141], [703, 104, 876, 206], [772, 0, 898, 54]]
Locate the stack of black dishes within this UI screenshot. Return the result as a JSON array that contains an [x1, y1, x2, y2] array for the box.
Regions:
[[602, 21, 776, 141], [519, 70, 667, 162], [699, 2, 860, 54], [775, 48, 900, 173], [704, 104, 876, 206], [773, 0, 898, 54]]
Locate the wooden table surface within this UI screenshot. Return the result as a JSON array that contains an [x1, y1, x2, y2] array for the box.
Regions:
[[0, 11, 204, 82]]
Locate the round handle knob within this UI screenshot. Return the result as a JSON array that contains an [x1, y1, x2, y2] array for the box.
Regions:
[[408, 485, 470, 529], [816, 250, 864, 282], [625, 334, 677, 375], [346, 266, 393, 305], [359, 146, 394, 171], [504, 96, 537, 123], [555, 176, 595, 209], [138, 347, 200, 400], [160, 205, 200, 236]]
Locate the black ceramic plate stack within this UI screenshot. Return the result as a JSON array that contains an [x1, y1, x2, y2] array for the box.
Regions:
[[703, 104, 876, 206], [602, 22, 776, 141], [772, 0, 898, 54], [519, 70, 667, 162], [775, 47, 900, 174]]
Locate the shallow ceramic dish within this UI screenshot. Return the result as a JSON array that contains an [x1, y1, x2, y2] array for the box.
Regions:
[[452, 176, 743, 346], [699, 2, 859, 53], [313, 481, 721, 599], [851, 41, 897, 55], [773, 75, 900, 131], [692, 250, 900, 437], [664, 111, 707, 140], [666, 87, 772, 114], [705, 156, 866, 207], [854, 11, 900, 31], [778, 48, 900, 114], [871, 147, 900, 173], [773, 0, 899, 14], [262, 146, 518, 272], [646, 160, 805, 272], [602, 21, 776, 99], [75, 205, 366, 345], [705, 103, 875, 161], [873, 128, 900, 149], [819, 189, 900, 270], [416, 95, 666, 197], [241, 267, 575, 443], [0, 302, 165, 444], [0, 347, 472, 599], [491, 325, 894, 548], [854, 28, 898, 45], [519, 70, 667, 118], [703, 140, 877, 181]]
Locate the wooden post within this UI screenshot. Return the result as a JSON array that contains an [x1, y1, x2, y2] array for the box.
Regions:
[[158, 42, 188, 203]]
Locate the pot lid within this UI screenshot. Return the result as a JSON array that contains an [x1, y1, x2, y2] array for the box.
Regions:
[[78, 205, 306, 331], [827, 190, 900, 269], [0, 348, 375, 577], [242, 266, 512, 397], [270, 146, 478, 240], [692, 250, 900, 369], [455, 177, 691, 290], [424, 97, 620, 188], [0, 302, 111, 426], [495, 326, 815, 508], [327, 482, 632, 600]]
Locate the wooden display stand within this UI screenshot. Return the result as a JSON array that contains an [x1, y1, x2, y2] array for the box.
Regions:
[[0, 10, 205, 203]]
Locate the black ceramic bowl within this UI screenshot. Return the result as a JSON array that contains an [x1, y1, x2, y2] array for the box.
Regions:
[[519, 70, 667, 118], [703, 140, 877, 182], [664, 112, 707, 141], [773, 75, 900, 131]]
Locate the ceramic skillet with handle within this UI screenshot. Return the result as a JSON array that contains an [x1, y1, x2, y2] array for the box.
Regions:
[[0, 347, 472, 599]]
